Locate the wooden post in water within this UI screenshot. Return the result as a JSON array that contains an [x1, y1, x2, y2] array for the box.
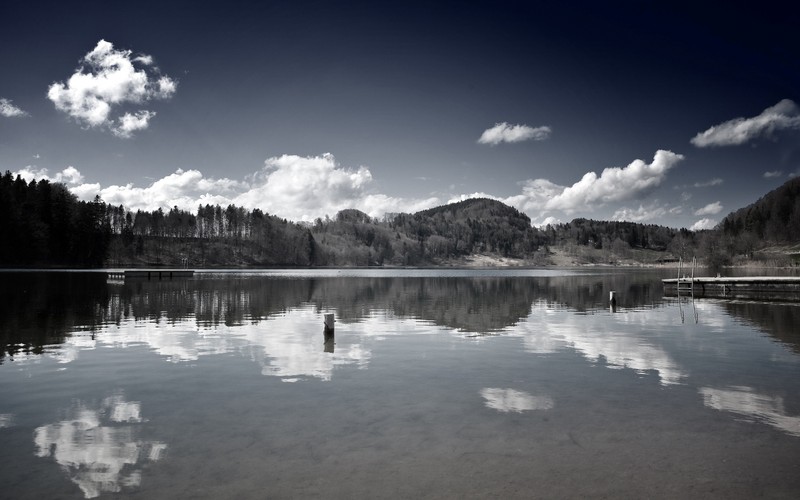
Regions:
[[324, 313, 335, 332], [323, 313, 335, 353]]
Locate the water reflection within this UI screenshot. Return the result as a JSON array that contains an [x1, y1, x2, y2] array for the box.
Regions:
[[480, 388, 554, 413], [33, 392, 166, 498], [252, 309, 372, 381], [3, 271, 800, 498], [0, 272, 110, 362], [323, 328, 335, 353], [511, 304, 686, 385], [700, 386, 800, 437], [5, 271, 800, 387], [0, 413, 13, 428], [719, 301, 800, 355], [1, 271, 674, 365]]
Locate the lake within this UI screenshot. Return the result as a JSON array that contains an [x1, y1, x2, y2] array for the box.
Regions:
[[2, 269, 800, 499]]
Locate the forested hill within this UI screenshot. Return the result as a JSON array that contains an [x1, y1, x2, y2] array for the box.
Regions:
[[0, 172, 109, 267], [720, 177, 800, 242], [311, 198, 544, 265], [4, 170, 799, 268]]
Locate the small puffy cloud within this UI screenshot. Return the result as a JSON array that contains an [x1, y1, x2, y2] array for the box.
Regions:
[[0, 98, 28, 117], [690, 218, 717, 231], [691, 99, 800, 147], [694, 202, 723, 216], [478, 122, 551, 145], [113, 110, 156, 138], [133, 54, 153, 65], [674, 178, 724, 190], [611, 203, 668, 222], [15, 166, 85, 185], [763, 170, 783, 178], [47, 39, 176, 138], [695, 178, 723, 188]]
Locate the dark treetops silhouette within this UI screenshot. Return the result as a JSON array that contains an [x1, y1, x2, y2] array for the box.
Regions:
[[0, 171, 110, 267]]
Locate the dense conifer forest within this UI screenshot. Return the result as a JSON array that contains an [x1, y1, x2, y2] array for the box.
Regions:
[[0, 172, 110, 267], [2, 171, 799, 268]]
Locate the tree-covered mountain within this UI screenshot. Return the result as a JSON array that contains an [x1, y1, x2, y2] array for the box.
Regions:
[[720, 177, 800, 242], [3, 171, 799, 268], [311, 198, 545, 266]]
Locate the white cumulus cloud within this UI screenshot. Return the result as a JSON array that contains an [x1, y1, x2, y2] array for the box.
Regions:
[[478, 122, 551, 145], [691, 99, 800, 147], [0, 98, 28, 117], [511, 150, 683, 214], [235, 153, 438, 220], [47, 39, 176, 138], [694, 201, 723, 216], [690, 218, 717, 231]]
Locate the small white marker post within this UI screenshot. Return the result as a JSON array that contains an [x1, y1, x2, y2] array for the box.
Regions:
[[324, 313, 335, 332]]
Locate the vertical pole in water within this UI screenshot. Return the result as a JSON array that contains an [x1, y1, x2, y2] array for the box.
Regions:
[[323, 313, 335, 353], [324, 313, 335, 332]]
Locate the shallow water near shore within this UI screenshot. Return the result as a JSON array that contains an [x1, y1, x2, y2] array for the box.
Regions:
[[2, 269, 800, 498]]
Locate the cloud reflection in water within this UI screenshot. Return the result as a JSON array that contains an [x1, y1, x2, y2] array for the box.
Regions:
[[511, 304, 686, 386], [0, 413, 13, 428], [480, 388, 554, 413], [33, 393, 166, 498], [700, 386, 800, 437]]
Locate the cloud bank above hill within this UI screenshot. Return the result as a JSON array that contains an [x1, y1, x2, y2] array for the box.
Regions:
[[15, 150, 685, 226], [15, 154, 439, 222]]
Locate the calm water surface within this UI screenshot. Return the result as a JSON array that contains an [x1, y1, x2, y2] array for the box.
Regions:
[[1, 269, 800, 498]]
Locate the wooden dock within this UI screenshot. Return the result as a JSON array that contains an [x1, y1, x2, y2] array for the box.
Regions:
[[663, 276, 800, 300], [107, 269, 194, 280]]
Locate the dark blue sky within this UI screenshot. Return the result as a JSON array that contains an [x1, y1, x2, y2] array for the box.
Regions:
[[1, 0, 798, 227]]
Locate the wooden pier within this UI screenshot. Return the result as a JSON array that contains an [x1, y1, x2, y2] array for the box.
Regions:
[[107, 269, 194, 281], [663, 276, 800, 300]]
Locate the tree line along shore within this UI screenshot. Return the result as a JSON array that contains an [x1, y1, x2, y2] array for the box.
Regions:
[[2, 170, 799, 270]]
